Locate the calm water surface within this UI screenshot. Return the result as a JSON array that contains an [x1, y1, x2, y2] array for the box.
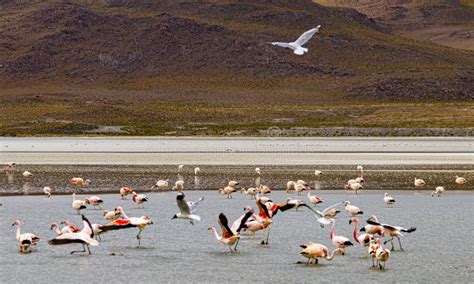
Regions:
[[0, 191, 472, 283]]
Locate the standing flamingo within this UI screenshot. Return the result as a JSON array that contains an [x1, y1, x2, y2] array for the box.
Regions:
[[349, 217, 371, 247], [299, 243, 344, 265], [132, 192, 149, 208], [431, 186, 445, 197], [344, 201, 363, 216], [72, 193, 87, 214], [307, 190, 323, 206], [383, 192, 396, 206], [120, 187, 133, 199], [12, 220, 40, 253], [330, 219, 353, 254], [367, 219, 416, 250], [375, 238, 391, 270], [208, 210, 253, 252], [84, 196, 104, 209]]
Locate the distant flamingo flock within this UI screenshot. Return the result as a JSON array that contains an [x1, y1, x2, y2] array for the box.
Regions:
[[2, 163, 468, 270]]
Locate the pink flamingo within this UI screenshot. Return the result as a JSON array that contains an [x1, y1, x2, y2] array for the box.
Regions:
[[349, 217, 371, 247]]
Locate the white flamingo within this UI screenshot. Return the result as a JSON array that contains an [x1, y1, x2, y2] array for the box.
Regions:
[[414, 178, 426, 187], [72, 193, 87, 214], [12, 219, 40, 253], [455, 176, 467, 185], [22, 171, 33, 177], [307, 190, 323, 206], [383, 192, 396, 206], [151, 180, 169, 190], [43, 187, 52, 198], [314, 170, 323, 176], [173, 180, 185, 191], [84, 196, 104, 209], [330, 219, 354, 254], [344, 201, 363, 216], [431, 186, 445, 197]]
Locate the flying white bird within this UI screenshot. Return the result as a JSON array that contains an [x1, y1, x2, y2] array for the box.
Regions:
[[172, 192, 204, 225], [270, 25, 321, 55]]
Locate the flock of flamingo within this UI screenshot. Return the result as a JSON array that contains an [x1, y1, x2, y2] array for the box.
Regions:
[[3, 162, 468, 270]]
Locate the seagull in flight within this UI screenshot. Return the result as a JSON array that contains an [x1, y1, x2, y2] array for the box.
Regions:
[[303, 201, 344, 227], [270, 25, 321, 55], [172, 192, 204, 225]]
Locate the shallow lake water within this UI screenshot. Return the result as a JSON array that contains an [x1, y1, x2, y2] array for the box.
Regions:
[[0, 190, 472, 283]]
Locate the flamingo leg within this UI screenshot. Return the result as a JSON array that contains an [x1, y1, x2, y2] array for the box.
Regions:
[[71, 244, 86, 254], [86, 245, 91, 255], [233, 239, 240, 252], [397, 236, 404, 251], [136, 228, 144, 246], [384, 237, 395, 251]]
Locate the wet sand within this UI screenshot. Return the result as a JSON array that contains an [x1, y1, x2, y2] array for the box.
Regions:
[[2, 165, 472, 195]]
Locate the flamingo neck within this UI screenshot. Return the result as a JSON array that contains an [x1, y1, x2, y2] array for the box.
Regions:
[[210, 228, 221, 240], [352, 219, 359, 242], [326, 249, 339, 260], [120, 209, 129, 219], [330, 220, 335, 240], [15, 225, 21, 239]]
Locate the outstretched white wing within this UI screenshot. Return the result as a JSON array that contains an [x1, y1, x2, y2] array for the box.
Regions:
[[270, 42, 292, 48], [322, 201, 343, 215], [188, 197, 204, 214], [294, 25, 321, 46]]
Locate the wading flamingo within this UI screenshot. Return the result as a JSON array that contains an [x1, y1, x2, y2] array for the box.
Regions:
[[383, 192, 396, 206], [299, 243, 344, 265], [307, 190, 323, 206], [72, 193, 87, 214], [367, 219, 416, 251], [12, 219, 40, 253], [84, 196, 104, 209], [375, 238, 390, 270], [344, 201, 363, 216], [48, 215, 98, 255], [101, 207, 153, 246], [120, 187, 133, 199], [173, 180, 185, 191], [208, 210, 253, 252], [360, 215, 384, 236], [151, 180, 169, 190], [132, 191, 149, 208], [431, 186, 445, 197], [330, 219, 353, 254], [349, 217, 371, 247]]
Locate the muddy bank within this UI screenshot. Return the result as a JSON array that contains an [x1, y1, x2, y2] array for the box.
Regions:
[[2, 164, 472, 195]]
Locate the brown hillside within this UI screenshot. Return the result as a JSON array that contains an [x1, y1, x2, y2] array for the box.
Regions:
[[0, 0, 473, 135], [313, 0, 474, 50]]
